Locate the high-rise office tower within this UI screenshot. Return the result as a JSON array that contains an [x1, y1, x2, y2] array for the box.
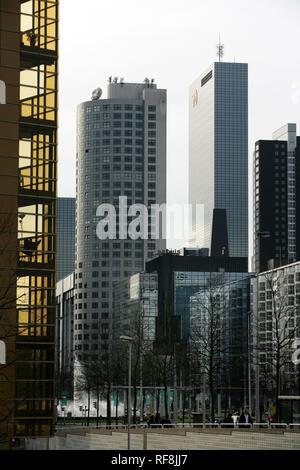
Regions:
[[0, 0, 59, 440], [253, 124, 300, 273], [189, 62, 248, 258], [75, 79, 166, 362], [57, 198, 75, 281]]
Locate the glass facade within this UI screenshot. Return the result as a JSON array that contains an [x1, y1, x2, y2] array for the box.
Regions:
[[188, 272, 252, 408], [189, 62, 248, 257], [56, 273, 74, 399], [112, 273, 158, 347], [56, 198, 75, 281], [15, 0, 59, 437], [251, 262, 300, 409]]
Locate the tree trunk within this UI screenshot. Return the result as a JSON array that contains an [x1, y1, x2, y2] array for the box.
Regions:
[[106, 382, 111, 426], [115, 389, 119, 426], [87, 388, 90, 427], [96, 383, 100, 428], [133, 384, 137, 424], [275, 360, 280, 422], [164, 384, 168, 419], [156, 388, 160, 415], [209, 372, 215, 423]]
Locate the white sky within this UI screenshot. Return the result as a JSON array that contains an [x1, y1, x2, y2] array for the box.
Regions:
[[58, 0, 300, 253]]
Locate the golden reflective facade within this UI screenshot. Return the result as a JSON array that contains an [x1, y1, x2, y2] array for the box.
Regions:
[[0, 0, 58, 439]]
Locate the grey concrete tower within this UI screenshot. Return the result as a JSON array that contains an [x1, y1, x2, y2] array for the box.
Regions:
[[74, 79, 167, 362], [189, 62, 248, 258]]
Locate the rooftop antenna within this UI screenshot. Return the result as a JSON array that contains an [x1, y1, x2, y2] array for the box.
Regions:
[[108, 76, 112, 84], [217, 35, 224, 62]]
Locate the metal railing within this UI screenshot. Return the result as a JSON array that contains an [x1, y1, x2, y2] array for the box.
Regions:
[[55, 422, 300, 431]]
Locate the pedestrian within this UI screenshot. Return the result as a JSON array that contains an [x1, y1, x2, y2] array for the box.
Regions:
[[223, 412, 234, 428], [239, 408, 253, 428], [147, 415, 155, 428]]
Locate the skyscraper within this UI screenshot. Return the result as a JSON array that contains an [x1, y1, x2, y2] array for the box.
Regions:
[[74, 79, 166, 363], [0, 0, 59, 439], [189, 62, 248, 258], [57, 197, 75, 281], [253, 124, 300, 273]]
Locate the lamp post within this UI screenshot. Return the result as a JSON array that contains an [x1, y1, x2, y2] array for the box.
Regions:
[[247, 311, 252, 415], [120, 335, 133, 450]]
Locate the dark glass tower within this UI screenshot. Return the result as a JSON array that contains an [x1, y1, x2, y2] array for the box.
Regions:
[[56, 198, 75, 281], [253, 124, 300, 273]]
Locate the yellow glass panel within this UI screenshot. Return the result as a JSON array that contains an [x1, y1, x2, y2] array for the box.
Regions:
[[18, 324, 29, 336], [37, 214, 43, 233], [20, 68, 38, 86], [21, 103, 32, 117], [20, 13, 33, 33], [36, 309, 42, 323], [46, 110, 55, 120], [47, 22, 56, 38], [21, 1, 33, 15], [46, 75, 55, 90], [47, 64, 56, 74], [19, 157, 30, 169], [17, 280, 29, 306], [46, 6, 57, 20], [20, 85, 37, 100], [19, 140, 31, 158], [47, 38, 56, 51], [46, 92, 55, 108]]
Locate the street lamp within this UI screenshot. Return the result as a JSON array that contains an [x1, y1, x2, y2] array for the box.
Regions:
[[247, 311, 252, 415], [120, 335, 133, 450]]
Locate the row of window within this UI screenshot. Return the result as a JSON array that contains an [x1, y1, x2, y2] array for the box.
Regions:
[[86, 104, 156, 112], [75, 344, 108, 351], [75, 312, 109, 319], [75, 333, 109, 340], [80, 129, 144, 137]]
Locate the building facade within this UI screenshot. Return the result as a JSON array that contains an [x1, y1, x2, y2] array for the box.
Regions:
[[146, 253, 248, 349], [74, 80, 166, 363], [112, 272, 158, 347], [146, 253, 251, 412], [189, 62, 248, 258], [56, 197, 75, 281], [0, 0, 59, 439], [189, 272, 252, 410], [251, 262, 300, 420], [253, 124, 300, 273], [56, 273, 74, 400]]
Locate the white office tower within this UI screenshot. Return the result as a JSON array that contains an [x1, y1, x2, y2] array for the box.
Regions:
[[74, 79, 167, 362]]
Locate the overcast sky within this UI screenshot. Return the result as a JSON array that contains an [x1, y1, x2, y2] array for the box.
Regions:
[[58, 0, 300, 252]]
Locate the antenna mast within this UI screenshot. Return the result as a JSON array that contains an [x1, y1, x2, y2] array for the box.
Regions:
[[217, 36, 224, 62]]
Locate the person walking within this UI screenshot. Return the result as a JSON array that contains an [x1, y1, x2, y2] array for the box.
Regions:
[[239, 408, 253, 428]]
